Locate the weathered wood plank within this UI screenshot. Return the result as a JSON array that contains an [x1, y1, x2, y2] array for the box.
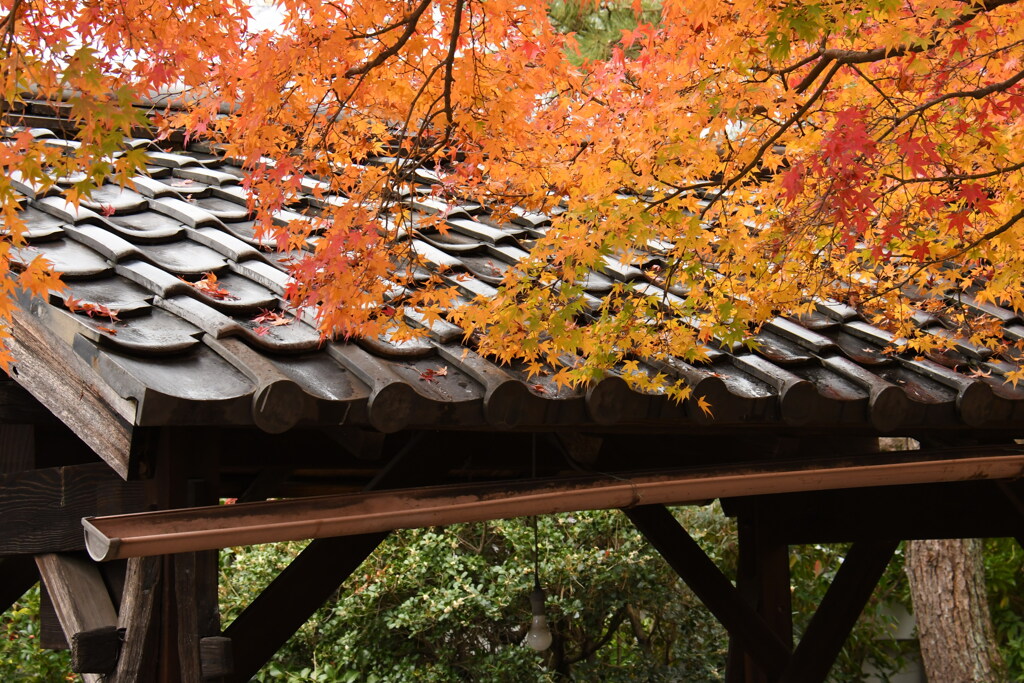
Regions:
[[726, 480, 1024, 544], [70, 626, 121, 674], [111, 555, 162, 682], [624, 505, 791, 679], [174, 553, 203, 682], [779, 540, 898, 683], [200, 637, 233, 679], [8, 310, 135, 478], [35, 553, 118, 679], [0, 463, 145, 555], [39, 583, 69, 649]]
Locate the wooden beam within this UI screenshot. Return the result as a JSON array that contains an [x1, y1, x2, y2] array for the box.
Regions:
[[111, 555, 162, 682], [725, 480, 1024, 544], [779, 540, 898, 683], [38, 583, 68, 649], [35, 553, 119, 679], [624, 505, 791, 679], [0, 463, 145, 555], [8, 311, 136, 477], [172, 554, 203, 682], [84, 451, 1024, 560], [223, 532, 387, 683], [0, 555, 38, 613]]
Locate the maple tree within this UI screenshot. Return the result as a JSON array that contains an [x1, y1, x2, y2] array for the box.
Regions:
[[3, 0, 1024, 390]]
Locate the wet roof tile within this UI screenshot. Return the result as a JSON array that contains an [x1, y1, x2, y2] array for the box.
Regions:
[[7, 130, 1024, 435]]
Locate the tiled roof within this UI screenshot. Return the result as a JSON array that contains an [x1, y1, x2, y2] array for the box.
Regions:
[[7, 125, 1024, 436]]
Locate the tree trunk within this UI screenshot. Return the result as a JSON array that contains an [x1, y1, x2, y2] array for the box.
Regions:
[[905, 539, 1004, 683]]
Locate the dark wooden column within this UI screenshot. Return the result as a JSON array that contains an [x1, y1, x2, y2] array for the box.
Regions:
[[89, 427, 227, 683], [726, 503, 792, 683]]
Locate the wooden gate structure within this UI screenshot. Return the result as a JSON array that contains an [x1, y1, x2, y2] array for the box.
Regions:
[[2, 109, 1024, 681]]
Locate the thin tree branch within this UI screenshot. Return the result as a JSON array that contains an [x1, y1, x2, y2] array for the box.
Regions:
[[344, 0, 436, 78]]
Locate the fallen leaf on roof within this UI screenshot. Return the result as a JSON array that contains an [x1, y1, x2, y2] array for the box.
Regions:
[[65, 296, 121, 322], [419, 366, 448, 382], [188, 272, 236, 300], [253, 309, 291, 326]]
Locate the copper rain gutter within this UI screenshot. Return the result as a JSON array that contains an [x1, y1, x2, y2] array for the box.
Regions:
[[83, 449, 1024, 561]]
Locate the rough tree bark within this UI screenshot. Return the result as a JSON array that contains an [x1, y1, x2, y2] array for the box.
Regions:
[[879, 438, 1004, 683], [905, 539, 1004, 683]]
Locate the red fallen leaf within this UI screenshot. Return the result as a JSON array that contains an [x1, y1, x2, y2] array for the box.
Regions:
[[65, 296, 121, 321], [223, 498, 238, 505], [187, 272, 236, 300], [419, 366, 448, 382], [99, 204, 115, 217], [254, 325, 270, 336], [531, 383, 546, 394], [97, 325, 118, 335], [253, 308, 291, 326]]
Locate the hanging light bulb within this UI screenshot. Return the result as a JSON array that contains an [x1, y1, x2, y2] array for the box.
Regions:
[[525, 581, 553, 651]]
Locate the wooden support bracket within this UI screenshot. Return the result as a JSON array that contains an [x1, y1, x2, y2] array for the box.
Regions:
[[624, 505, 792, 679], [779, 540, 898, 683], [223, 532, 387, 683], [35, 553, 119, 679], [111, 555, 162, 682]]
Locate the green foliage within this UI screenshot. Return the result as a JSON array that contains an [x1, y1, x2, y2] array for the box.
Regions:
[[548, 0, 661, 61], [984, 538, 1024, 681], [0, 587, 72, 681], [218, 506, 915, 682], [2, 511, 1019, 680]]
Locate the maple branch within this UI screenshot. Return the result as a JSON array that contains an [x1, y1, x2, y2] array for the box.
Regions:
[[880, 65, 1024, 139], [793, 0, 1023, 94], [865, 206, 1024, 305], [704, 61, 842, 216], [0, 0, 21, 33], [883, 160, 1024, 186], [0, 0, 22, 56], [441, 0, 466, 129], [344, 0, 436, 78]]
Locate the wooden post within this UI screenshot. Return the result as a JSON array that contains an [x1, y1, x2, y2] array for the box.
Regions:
[[110, 555, 162, 682], [726, 504, 792, 683]]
